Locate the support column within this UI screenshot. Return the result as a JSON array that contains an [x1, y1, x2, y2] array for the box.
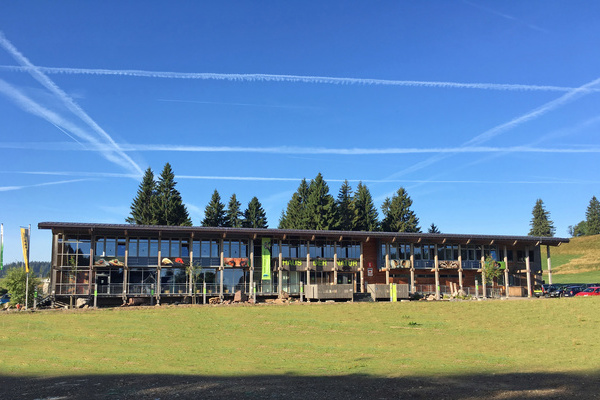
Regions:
[[306, 240, 310, 286], [547, 246, 553, 285], [525, 246, 532, 298], [249, 239, 254, 296], [481, 245, 486, 299], [410, 243, 415, 293], [220, 239, 224, 299], [385, 243, 390, 285], [504, 245, 509, 298], [359, 242, 364, 293], [156, 236, 162, 305], [333, 242, 338, 285], [434, 244, 440, 300], [458, 244, 463, 291], [278, 239, 283, 297]]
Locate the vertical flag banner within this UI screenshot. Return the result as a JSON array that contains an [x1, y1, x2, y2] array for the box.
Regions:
[[20, 227, 30, 273], [1, 223, 4, 271], [261, 238, 271, 280]]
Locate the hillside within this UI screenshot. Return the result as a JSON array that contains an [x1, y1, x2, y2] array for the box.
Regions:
[[542, 234, 600, 283]]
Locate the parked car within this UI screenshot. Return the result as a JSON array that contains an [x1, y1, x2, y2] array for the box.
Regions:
[[575, 287, 600, 297], [533, 285, 544, 297], [548, 285, 568, 298], [563, 285, 584, 297], [0, 293, 10, 305], [543, 284, 562, 298]]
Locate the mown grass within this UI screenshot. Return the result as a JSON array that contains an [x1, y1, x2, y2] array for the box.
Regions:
[[541, 235, 600, 283], [1, 299, 600, 378]]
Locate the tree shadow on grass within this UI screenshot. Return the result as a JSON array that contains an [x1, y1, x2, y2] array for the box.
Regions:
[[2, 371, 599, 400]]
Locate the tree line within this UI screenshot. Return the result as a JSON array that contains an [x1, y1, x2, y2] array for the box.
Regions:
[[528, 196, 600, 238]]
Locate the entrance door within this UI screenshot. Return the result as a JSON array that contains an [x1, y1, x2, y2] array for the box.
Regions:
[[96, 273, 110, 294]]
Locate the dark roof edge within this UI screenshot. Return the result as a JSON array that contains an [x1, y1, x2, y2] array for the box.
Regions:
[[37, 222, 569, 246]]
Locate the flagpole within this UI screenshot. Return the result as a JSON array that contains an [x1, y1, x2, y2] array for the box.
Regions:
[[1, 223, 4, 272], [25, 224, 30, 310]]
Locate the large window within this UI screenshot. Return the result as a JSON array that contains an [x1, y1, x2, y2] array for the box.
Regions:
[[128, 238, 158, 266], [57, 233, 91, 267], [192, 239, 221, 267]]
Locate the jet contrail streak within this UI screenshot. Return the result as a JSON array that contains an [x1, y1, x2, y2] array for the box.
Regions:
[[0, 178, 91, 192], [1, 65, 596, 93]]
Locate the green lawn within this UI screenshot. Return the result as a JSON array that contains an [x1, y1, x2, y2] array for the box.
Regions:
[[2, 300, 600, 378]]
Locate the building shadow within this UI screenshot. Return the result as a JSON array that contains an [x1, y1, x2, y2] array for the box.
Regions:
[[2, 371, 599, 399]]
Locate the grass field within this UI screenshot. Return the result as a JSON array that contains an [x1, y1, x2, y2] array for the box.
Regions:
[[542, 234, 600, 283], [1, 299, 599, 378]]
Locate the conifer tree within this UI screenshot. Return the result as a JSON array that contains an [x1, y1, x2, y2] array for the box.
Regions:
[[428, 223, 440, 234], [242, 197, 268, 228], [126, 167, 157, 225], [335, 180, 354, 231], [528, 198, 555, 237], [279, 179, 310, 229], [305, 173, 337, 230], [224, 194, 243, 228], [154, 163, 192, 226], [380, 187, 420, 233], [352, 182, 379, 231], [202, 189, 226, 227], [586, 196, 600, 235]]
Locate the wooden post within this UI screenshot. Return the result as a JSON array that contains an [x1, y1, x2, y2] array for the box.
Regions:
[[220, 239, 224, 299], [434, 244, 440, 299], [306, 240, 311, 286], [547, 246, 553, 285], [525, 246, 532, 298], [504, 245, 509, 298], [481, 245, 486, 299], [360, 242, 365, 293], [458, 244, 463, 291], [410, 243, 415, 293], [385, 243, 390, 285]]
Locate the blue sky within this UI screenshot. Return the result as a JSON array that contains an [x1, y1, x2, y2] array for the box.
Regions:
[[1, 1, 599, 262]]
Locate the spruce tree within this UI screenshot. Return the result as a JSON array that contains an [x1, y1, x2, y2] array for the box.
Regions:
[[428, 223, 440, 234], [352, 182, 379, 231], [528, 198, 555, 237], [224, 194, 243, 228], [335, 180, 354, 231], [305, 173, 337, 230], [586, 196, 600, 235], [126, 167, 157, 225], [202, 189, 226, 227], [380, 187, 420, 233], [279, 179, 310, 229], [154, 163, 192, 226], [242, 197, 268, 228]]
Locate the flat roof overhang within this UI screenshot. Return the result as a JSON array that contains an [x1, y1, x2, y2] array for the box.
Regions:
[[38, 222, 569, 247]]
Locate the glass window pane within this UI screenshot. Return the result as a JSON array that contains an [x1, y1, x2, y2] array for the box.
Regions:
[[105, 238, 116, 257], [171, 240, 179, 257], [201, 240, 210, 258], [95, 238, 105, 256], [161, 239, 170, 257], [150, 239, 159, 257], [139, 239, 149, 257], [128, 239, 138, 258], [211, 241, 220, 258], [181, 240, 189, 257], [117, 238, 126, 257]]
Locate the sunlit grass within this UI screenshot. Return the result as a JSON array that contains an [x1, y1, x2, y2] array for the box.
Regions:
[[2, 299, 600, 378]]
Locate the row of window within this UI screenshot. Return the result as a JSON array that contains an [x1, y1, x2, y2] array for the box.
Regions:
[[381, 244, 535, 263]]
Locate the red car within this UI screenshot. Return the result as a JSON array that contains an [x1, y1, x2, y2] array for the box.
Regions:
[[575, 286, 600, 297]]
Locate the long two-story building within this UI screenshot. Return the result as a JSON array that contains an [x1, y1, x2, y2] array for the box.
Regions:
[[38, 222, 568, 305]]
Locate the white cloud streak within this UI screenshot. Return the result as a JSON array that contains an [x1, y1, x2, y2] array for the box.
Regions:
[[1, 65, 596, 93], [0, 142, 599, 155], [5, 170, 599, 185], [0, 32, 143, 176], [0, 178, 91, 192]]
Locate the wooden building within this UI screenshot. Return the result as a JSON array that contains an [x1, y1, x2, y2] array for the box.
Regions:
[[38, 222, 568, 305]]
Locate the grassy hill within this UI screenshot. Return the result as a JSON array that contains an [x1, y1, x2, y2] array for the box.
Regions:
[[542, 234, 600, 284]]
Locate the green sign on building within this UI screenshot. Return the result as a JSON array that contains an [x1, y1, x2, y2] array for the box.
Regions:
[[262, 238, 271, 280]]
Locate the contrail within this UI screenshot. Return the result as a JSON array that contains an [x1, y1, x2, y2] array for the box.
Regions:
[[0, 178, 91, 192], [0, 32, 143, 176], [1, 65, 596, 93], [6, 171, 599, 185], [1, 141, 599, 154], [386, 76, 600, 179]]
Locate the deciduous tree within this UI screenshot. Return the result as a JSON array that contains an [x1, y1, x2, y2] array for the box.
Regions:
[[0, 267, 40, 308]]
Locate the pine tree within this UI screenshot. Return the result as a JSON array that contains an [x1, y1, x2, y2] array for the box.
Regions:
[[586, 196, 600, 235], [154, 163, 192, 226], [279, 179, 309, 229], [380, 187, 420, 233], [242, 197, 268, 228], [305, 173, 337, 230], [428, 223, 440, 234], [202, 189, 226, 227], [126, 167, 157, 225], [335, 180, 354, 231], [528, 198, 555, 237], [224, 194, 243, 228], [352, 182, 379, 231]]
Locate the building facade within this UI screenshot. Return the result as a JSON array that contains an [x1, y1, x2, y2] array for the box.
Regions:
[[38, 222, 568, 305]]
